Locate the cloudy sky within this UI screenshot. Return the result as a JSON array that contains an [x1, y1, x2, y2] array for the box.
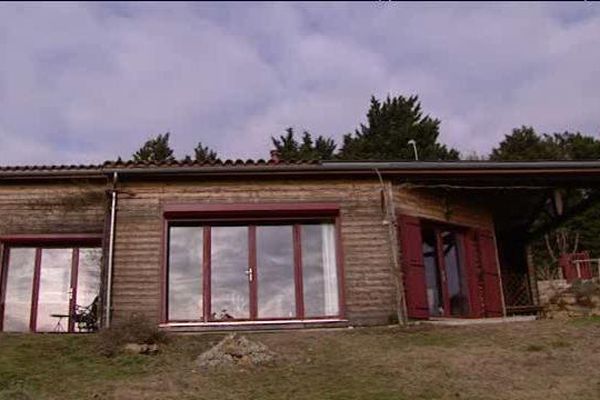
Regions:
[[1, 2, 599, 165]]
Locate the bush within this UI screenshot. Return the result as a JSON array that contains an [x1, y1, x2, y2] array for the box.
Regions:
[[97, 313, 169, 357]]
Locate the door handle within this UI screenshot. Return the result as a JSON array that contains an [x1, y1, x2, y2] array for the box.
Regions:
[[244, 268, 254, 282]]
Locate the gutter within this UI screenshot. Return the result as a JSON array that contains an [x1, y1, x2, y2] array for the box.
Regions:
[[105, 172, 118, 328]]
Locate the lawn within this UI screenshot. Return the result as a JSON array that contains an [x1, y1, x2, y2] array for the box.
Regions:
[[1, 319, 599, 400]]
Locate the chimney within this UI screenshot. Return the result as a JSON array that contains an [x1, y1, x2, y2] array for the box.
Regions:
[[270, 150, 280, 163]]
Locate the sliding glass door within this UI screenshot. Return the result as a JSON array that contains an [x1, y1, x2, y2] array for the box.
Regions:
[[1, 246, 101, 333], [166, 221, 340, 323]]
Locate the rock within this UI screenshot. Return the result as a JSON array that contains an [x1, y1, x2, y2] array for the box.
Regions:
[[123, 343, 159, 355], [196, 334, 276, 369]]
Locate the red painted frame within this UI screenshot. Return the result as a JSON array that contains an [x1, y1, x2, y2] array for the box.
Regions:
[[422, 224, 471, 318], [0, 234, 103, 333], [161, 202, 346, 325]]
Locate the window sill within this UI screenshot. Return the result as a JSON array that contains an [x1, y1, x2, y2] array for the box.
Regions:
[[159, 318, 349, 332]]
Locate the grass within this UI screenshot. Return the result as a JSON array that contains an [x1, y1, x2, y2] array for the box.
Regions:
[[1, 319, 600, 399]]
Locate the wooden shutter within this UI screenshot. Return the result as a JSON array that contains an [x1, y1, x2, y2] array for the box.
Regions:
[[463, 231, 484, 318], [477, 229, 504, 317], [397, 215, 429, 319]]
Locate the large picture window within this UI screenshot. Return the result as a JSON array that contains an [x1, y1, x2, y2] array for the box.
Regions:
[[1, 241, 102, 333], [165, 220, 341, 323]]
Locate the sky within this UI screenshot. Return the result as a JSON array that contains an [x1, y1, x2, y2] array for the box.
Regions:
[[1, 2, 599, 165]]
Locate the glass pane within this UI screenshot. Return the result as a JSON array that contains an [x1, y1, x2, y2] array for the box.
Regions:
[[3, 248, 36, 332], [442, 231, 469, 316], [168, 227, 203, 321], [75, 248, 102, 332], [37, 249, 72, 332], [422, 228, 444, 316], [257, 225, 295, 319], [211, 226, 249, 320], [302, 224, 339, 317]]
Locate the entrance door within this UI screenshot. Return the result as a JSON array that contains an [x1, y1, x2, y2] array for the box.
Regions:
[[421, 226, 470, 317]]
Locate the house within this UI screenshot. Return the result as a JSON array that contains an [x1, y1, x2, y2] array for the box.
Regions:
[[1, 159, 599, 333]]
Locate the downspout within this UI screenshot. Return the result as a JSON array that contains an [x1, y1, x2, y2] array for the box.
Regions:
[[374, 169, 408, 324], [105, 172, 118, 328]]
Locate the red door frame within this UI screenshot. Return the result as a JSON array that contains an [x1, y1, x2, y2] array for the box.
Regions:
[[161, 203, 345, 324], [429, 228, 470, 318]]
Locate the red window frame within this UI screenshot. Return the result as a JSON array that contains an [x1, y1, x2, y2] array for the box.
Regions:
[[0, 234, 102, 333], [160, 202, 346, 324], [420, 224, 470, 318]]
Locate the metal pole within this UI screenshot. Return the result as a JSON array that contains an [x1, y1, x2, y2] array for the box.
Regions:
[[105, 172, 118, 327]]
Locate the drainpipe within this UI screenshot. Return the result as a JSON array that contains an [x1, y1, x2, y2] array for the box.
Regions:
[[105, 172, 118, 328], [374, 169, 408, 324]]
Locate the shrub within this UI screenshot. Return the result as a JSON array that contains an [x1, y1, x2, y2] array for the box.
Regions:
[[97, 313, 169, 357]]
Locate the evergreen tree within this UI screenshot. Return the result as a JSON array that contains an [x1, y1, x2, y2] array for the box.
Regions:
[[193, 141, 218, 162], [491, 127, 560, 161], [271, 128, 336, 160], [132, 133, 175, 162], [338, 95, 459, 161]]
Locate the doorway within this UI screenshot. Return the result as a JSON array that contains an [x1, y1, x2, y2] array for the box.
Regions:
[[421, 226, 470, 317]]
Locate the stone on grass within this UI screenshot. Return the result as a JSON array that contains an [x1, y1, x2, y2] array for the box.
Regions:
[[123, 343, 159, 355], [196, 334, 276, 369]]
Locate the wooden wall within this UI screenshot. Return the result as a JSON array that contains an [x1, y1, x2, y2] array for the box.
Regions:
[[394, 185, 495, 230], [0, 180, 107, 236], [112, 178, 398, 326]]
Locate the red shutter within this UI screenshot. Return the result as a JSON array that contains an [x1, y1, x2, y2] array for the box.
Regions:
[[477, 229, 504, 317], [463, 231, 484, 318], [397, 215, 429, 319]]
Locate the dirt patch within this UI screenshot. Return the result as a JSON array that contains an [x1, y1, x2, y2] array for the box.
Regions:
[[195, 334, 276, 369]]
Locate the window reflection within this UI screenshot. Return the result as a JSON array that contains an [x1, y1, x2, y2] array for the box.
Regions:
[[168, 227, 203, 321], [211, 226, 249, 320], [257, 225, 295, 319], [302, 224, 339, 317], [2, 248, 36, 332], [442, 231, 469, 316], [75, 248, 102, 332], [422, 228, 444, 316], [37, 249, 72, 332]]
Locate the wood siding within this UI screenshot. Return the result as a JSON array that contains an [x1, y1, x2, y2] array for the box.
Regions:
[[395, 186, 494, 230], [0, 181, 107, 236], [112, 179, 397, 326]]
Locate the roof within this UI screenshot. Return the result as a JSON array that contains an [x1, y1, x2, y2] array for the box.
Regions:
[[1, 159, 600, 186]]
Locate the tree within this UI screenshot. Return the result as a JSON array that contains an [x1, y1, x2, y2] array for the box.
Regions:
[[271, 128, 336, 161], [490, 127, 600, 161], [490, 126, 559, 161], [132, 133, 175, 163], [193, 141, 218, 162], [338, 95, 459, 161]]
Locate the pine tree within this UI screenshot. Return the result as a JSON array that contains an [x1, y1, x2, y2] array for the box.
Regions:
[[132, 133, 175, 162], [271, 128, 336, 160], [193, 141, 218, 162], [338, 95, 459, 161]]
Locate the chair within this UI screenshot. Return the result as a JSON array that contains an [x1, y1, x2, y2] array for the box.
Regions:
[[72, 296, 99, 332]]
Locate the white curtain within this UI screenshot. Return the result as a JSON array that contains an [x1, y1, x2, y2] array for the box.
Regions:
[[321, 223, 339, 316]]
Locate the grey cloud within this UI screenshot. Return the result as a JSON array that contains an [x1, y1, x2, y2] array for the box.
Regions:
[[0, 2, 598, 165]]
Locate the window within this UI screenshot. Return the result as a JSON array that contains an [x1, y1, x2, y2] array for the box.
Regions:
[[1, 243, 102, 333], [420, 226, 469, 317], [165, 220, 341, 323]]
